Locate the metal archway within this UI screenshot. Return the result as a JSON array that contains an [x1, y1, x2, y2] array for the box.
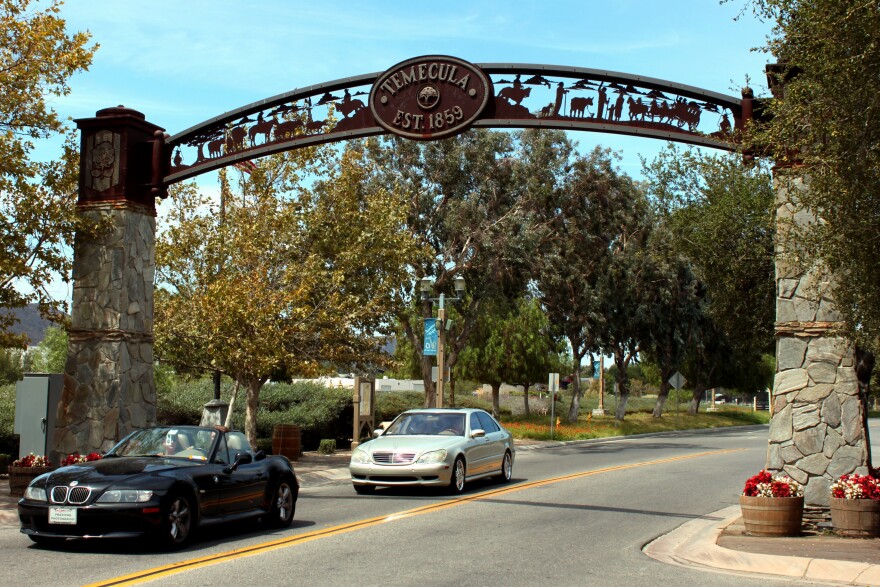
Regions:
[[164, 57, 751, 186]]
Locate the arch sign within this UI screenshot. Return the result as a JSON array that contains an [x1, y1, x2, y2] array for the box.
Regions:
[[163, 55, 752, 186]]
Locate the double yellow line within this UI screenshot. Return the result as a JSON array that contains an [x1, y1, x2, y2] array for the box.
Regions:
[[87, 448, 743, 586]]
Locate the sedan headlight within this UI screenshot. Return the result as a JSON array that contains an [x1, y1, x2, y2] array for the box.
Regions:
[[23, 486, 47, 502], [417, 450, 447, 464], [351, 447, 370, 464], [97, 489, 153, 503]]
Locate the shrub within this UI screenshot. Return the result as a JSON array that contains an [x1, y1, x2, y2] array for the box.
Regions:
[[318, 439, 336, 454]]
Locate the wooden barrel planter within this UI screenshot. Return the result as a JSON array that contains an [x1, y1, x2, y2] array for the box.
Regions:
[[739, 495, 804, 536], [9, 466, 54, 497], [830, 498, 880, 537], [272, 424, 302, 461]]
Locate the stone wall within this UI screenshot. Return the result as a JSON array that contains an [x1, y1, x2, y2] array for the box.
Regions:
[[768, 174, 869, 506], [52, 204, 156, 460]]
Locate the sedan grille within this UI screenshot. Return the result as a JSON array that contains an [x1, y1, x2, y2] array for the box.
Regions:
[[50, 486, 93, 505], [372, 451, 417, 465]]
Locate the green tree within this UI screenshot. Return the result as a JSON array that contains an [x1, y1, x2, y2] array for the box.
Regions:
[[535, 146, 646, 422], [364, 130, 538, 408], [643, 146, 775, 412], [29, 324, 67, 373], [0, 0, 98, 347], [457, 296, 566, 417], [156, 145, 420, 445]]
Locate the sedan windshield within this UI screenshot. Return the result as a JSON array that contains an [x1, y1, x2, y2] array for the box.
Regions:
[[109, 427, 217, 460], [384, 413, 465, 436]]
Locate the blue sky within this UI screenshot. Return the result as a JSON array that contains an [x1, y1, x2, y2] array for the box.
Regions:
[[54, 0, 774, 179], [35, 1, 774, 304]]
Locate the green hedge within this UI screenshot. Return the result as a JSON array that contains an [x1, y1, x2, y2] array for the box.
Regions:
[[0, 378, 500, 456]]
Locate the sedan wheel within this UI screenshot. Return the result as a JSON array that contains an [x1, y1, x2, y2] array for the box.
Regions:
[[448, 457, 466, 494], [496, 451, 512, 483], [160, 493, 193, 549], [265, 480, 295, 528]]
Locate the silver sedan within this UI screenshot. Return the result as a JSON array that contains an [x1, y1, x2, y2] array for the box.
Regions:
[[349, 408, 515, 494]]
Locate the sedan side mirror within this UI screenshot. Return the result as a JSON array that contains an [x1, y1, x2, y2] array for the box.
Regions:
[[471, 429, 486, 439], [373, 428, 384, 438]]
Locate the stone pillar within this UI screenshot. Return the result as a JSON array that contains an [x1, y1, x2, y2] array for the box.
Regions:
[[767, 171, 869, 506], [52, 107, 166, 461]]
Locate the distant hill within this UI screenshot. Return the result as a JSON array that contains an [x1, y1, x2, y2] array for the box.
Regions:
[[0, 304, 60, 345]]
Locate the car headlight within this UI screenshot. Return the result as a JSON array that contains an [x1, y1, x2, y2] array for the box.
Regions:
[[351, 447, 370, 464], [417, 450, 447, 464], [97, 489, 153, 503], [23, 486, 47, 502]]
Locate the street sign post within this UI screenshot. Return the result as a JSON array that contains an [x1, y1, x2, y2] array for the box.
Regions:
[[549, 373, 559, 440], [668, 371, 686, 390]]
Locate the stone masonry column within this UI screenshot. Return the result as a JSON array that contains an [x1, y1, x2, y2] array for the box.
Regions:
[[51, 107, 165, 462], [767, 171, 870, 506]]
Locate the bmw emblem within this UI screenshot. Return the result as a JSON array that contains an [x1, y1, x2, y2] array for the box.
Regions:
[[70, 481, 79, 487]]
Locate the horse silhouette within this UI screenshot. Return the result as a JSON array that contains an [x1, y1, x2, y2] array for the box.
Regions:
[[336, 99, 364, 118], [569, 97, 594, 118], [498, 86, 531, 106], [627, 97, 648, 121], [248, 117, 276, 146]]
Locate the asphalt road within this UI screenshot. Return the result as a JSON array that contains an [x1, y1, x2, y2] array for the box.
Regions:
[[0, 425, 813, 586]]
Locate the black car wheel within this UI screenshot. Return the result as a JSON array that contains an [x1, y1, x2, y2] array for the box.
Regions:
[[353, 484, 375, 495], [448, 457, 466, 494], [265, 479, 296, 528], [160, 492, 194, 549], [496, 451, 513, 483]]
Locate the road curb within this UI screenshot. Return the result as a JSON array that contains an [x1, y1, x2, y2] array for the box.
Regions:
[[644, 505, 880, 586]]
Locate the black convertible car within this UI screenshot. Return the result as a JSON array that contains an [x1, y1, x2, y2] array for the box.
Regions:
[[18, 425, 298, 549]]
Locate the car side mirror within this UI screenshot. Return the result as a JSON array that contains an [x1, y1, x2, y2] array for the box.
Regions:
[[373, 428, 384, 438], [471, 429, 486, 438], [223, 452, 253, 474], [254, 449, 266, 461]]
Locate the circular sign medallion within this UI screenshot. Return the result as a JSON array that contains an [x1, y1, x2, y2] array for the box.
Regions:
[[369, 55, 492, 141]]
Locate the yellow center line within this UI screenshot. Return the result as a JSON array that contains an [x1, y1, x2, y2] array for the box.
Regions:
[[86, 448, 744, 587]]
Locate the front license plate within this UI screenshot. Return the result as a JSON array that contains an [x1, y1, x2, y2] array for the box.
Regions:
[[49, 507, 77, 525]]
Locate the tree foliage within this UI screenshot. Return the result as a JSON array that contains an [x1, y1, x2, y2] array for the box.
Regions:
[[0, 0, 97, 347], [643, 146, 776, 412], [744, 0, 880, 351], [155, 145, 420, 444]]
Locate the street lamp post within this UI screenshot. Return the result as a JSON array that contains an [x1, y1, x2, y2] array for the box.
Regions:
[[420, 276, 466, 409]]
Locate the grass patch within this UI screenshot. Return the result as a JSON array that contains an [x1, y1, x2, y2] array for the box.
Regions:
[[502, 406, 770, 441]]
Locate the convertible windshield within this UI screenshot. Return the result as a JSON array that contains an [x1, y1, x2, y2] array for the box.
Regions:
[[384, 413, 466, 436], [110, 426, 217, 460]]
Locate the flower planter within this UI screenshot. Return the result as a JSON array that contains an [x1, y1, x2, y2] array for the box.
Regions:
[[830, 498, 880, 538], [739, 495, 804, 536], [8, 466, 53, 497]]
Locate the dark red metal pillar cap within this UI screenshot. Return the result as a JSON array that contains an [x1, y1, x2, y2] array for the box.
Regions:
[[95, 105, 146, 119]]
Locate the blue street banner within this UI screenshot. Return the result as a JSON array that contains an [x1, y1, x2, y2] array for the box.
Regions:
[[423, 318, 438, 356], [592, 360, 600, 378]]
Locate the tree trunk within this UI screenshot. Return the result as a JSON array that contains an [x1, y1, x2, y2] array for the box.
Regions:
[[224, 380, 240, 429], [522, 382, 531, 417], [855, 346, 875, 466], [422, 353, 436, 408], [613, 350, 629, 421], [567, 366, 583, 422], [491, 383, 501, 419], [688, 382, 706, 415], [244, 378, 264, 447], [652, 378, 672, 418]]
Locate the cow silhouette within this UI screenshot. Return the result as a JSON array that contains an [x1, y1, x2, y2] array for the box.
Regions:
[[569, 97, 594, 118]]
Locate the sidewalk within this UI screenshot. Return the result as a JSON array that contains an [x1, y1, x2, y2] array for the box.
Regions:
[[5, 443, 880, 585]]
